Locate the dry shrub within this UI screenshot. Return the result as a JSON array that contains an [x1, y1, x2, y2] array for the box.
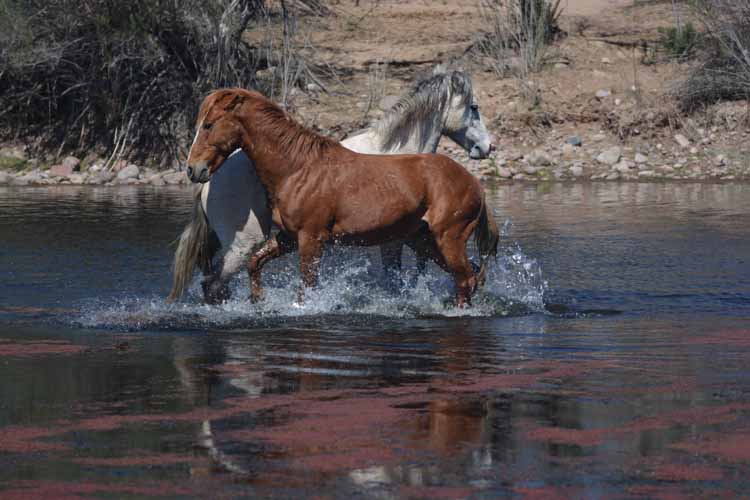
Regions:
[[0, 0, 332, 164], [674, 0, 750, 111], [475, 0, 563, 76]]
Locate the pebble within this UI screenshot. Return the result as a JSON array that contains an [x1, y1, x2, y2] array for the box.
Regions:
[[634, 153, 648, 164], [566, 136, 583, 147], [674, 134, 691, 148], [595, 89, 611, 99]]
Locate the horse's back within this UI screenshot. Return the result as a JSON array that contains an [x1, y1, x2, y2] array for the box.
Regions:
[[203, 150, 272, 253]]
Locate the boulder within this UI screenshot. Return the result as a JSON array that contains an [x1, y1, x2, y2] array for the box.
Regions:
[[495, 167, 512, 179], [62, 156, 81, 171], [526, 149, 553, 166], [49, 164, 74, 177], [596, 146, 622, 166], [163, 171, 186, 185], [116, 164, 140, 180]]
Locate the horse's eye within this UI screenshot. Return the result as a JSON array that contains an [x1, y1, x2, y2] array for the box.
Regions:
[[203, 122, 213, 130], [470, 103, 479, 111]]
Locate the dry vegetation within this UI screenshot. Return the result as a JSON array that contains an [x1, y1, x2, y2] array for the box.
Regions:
[[2, 0, 750, 181]]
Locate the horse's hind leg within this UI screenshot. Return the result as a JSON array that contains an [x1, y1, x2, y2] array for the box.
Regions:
[[433, 227, 478, 307], [297, 231, 327, 304], [246, 231, 297, 302]]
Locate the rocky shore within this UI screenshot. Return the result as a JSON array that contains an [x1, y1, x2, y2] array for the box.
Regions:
[[0, 139, 746, 188], [0, 151, 190, 187]]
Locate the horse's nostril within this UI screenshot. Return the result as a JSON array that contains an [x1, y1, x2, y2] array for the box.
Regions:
[[489, 144, 497, 153], [186, 166, 193, 177]]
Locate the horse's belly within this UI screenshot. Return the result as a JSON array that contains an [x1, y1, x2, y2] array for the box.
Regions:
[[332, 211, 425, 246]]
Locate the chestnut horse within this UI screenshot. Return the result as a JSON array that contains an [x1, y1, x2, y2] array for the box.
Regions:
[[186, 89, 498, 306]]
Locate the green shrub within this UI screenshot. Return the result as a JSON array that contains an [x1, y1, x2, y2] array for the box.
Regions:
[[659, 22, 700, 58]]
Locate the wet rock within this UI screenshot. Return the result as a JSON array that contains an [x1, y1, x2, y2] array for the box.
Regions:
[[674, 134, 690, 148], [62, 156, 81, 171], [150, 175, 166, 186], [595, 89, 611, 100], [69, 173, 86, 185], [605, 172, 619, 181], [17, 171, 44, 184], [49, 164, 74, 177], [523, 165, 540, 175], [613, 160, 632, 173], [116, 164, 139, 180], [596, 146, 622, 166], [496, 167, 512, 179], [634, 153, 648, 164], [163, 171, 186, 185], [569, 165, 584, 177], [87, 171, 115, 185], [638, 170, 655, 178]]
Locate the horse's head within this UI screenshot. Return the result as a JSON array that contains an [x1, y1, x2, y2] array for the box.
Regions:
[[442, 72, 494, 160], [186, 90, 246, 184]]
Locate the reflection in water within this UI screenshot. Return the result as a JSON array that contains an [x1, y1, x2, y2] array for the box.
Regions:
[[1, 184, 750, 497]]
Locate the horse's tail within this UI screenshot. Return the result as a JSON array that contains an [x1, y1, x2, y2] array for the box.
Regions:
[[167, 186, 218, 302], [474, 191, 500, 288]]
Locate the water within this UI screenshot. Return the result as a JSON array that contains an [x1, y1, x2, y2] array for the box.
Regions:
[[1, 183, 750, 498]]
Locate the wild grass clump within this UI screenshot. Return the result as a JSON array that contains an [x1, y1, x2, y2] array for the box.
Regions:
[[674, 0, 750, 111], [476, 0, 563, 76]]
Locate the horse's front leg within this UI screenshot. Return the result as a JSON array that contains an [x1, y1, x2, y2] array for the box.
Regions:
[[297, 231, 326, 304], [246, 231, 297, 302]]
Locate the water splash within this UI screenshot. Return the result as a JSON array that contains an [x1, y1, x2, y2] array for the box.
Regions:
[[76, 228, 548, 331]]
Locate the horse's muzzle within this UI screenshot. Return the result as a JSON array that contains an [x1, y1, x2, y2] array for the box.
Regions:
[[186, 164, 210, 184]]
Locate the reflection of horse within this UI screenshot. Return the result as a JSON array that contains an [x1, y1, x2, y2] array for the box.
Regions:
[[185, 88, 499, 306], [169, 68, 494, 304]]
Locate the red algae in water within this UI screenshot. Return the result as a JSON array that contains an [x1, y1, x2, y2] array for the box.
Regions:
[[672, 432, 750, 463], [0, 340, 86, 357], [651, 463, 725, 482], [1, 480, 193, 500], [72, 452, 198, 467]]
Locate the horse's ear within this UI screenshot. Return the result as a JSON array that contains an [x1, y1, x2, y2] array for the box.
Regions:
[[223, 93, 245, 113]]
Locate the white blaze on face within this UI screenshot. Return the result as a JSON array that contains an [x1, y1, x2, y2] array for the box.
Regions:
[[188, 118, 205, 161]]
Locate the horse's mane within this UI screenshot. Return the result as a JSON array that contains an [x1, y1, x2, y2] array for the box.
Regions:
[[375, 70, 474, 151], [211, 88, 338, 165]]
